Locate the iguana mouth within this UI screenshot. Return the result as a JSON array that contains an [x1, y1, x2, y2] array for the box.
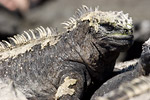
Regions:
[[108, 34, 133, 40], [107, 34, 133, 49], [107, 28, 133, 41]]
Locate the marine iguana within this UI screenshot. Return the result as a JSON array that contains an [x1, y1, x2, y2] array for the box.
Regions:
[[0, 5, 133, 100], [91, 37, 150, 100], [92, 76, 150, 100]]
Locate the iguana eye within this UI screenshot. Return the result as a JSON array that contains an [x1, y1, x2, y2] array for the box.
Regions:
[[100, 23, 114, 31]]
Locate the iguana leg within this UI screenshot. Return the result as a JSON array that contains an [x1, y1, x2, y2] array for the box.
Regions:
[[54, 61, 91, 100]]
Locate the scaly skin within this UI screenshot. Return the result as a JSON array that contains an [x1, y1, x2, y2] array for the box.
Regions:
[[92, 76, 150, 100], [0, 5, 133, 100]]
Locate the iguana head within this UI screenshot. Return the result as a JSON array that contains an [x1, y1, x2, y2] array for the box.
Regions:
[[81, 6, 133, 52], [62, 5, 134, 82], [63, 5, 133, 52]]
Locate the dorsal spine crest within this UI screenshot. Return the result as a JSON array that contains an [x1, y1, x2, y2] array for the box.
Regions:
[[0, 26, 58, 51]]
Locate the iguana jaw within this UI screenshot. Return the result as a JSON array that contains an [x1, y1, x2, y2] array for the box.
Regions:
[[107, 28, 133, 44], [107, 34, 133, 51]]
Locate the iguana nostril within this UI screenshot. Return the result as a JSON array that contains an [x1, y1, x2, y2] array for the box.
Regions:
[[124, 29, 128, 33]]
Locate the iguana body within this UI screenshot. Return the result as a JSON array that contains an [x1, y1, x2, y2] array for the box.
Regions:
[[91, 38, 150, 100], [0, 5, 133, 100], [92, 76, 150, 100]]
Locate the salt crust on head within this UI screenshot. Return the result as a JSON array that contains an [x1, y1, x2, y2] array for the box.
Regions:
[[62, 5, 133, 32]]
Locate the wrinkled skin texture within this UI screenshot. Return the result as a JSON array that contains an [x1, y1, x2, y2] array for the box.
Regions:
[[91, 76, 150, 100]]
